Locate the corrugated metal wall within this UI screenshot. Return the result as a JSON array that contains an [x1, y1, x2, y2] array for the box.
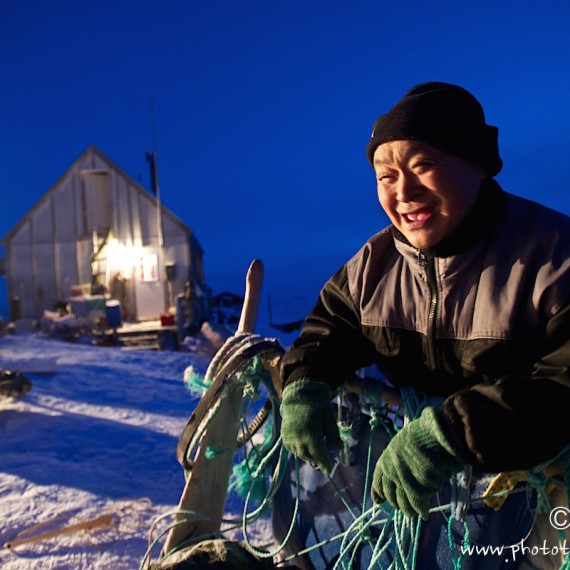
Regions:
[[3, 146, 199, 322]]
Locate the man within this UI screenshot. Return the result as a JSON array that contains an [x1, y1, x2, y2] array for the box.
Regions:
[[278, 82, 570, 564]]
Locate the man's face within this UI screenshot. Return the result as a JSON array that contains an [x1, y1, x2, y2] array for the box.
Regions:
[[373, 140, 486, 249]]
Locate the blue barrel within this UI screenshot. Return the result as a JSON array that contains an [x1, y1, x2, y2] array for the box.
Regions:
[[105, 300, 122, 329]]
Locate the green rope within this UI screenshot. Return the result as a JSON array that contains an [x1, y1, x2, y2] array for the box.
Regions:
[[254, 410, 569, 570], [330, 396, 429, 570], [232, 457, 268, 503], [230, 417, 274, 502], [242, 448, 301, 559], [156, 334, 570, 570], [204, 445, 229, 459], [183, 366, 211, 395], [363, 406, 381, 512], [526, 469, 554, 514], [184, 353, 274, 467], [330, 391, 570, 570], [447, 515, 469, 570]]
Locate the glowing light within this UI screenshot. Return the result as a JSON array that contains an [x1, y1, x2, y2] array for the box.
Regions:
[[105, 239, 144, 276]]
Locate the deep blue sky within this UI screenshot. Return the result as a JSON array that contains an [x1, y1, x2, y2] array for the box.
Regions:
[[2, 1, 570, 323]]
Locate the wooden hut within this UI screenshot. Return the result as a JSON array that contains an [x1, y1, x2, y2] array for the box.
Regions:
[[2, 145, 207, 323]]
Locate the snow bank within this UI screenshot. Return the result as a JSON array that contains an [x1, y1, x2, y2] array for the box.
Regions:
[[0, 334, 211, 569]]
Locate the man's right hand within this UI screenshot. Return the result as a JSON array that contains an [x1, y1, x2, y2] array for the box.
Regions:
[[280, 378, 342, 475]]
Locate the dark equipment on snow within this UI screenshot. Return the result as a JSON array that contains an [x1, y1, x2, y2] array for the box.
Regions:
[[0, 370, 32, 400]]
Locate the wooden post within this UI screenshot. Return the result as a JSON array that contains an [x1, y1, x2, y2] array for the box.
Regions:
[[237, 259, 263, 334]]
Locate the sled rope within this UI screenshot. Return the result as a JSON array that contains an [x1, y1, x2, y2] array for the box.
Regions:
[[260, 389, 560, 568], [252, 388, 568, 569], [144, 332, 284, 568], [229, 390, 276, 503], [143, 508, 254, 570], [150, 328, 570, 569], [283, 387, 570, 570], [177, 332, 284, 471], [241, 444, 301, 559]]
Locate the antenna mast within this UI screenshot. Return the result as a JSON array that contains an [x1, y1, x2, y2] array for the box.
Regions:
[[149, 99, 169, 312]]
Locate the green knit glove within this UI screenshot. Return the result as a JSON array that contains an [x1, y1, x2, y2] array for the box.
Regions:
[[280, 379, 342, 475], [371, 407, 464, 519]]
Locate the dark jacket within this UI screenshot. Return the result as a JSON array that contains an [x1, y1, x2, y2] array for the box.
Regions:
[[281, 181, 570, 472]]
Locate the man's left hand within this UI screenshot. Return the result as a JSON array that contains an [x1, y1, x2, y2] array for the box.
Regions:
[[371, 407, 464, 519]]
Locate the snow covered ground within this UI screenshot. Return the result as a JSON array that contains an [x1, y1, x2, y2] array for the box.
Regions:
[[0, 329, 267, 569]]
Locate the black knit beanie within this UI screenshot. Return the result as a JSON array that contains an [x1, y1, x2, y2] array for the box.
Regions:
[[366, 82, 502, 176]]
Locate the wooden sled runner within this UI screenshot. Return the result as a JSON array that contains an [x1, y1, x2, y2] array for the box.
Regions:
[[143, 260, 570, 570]]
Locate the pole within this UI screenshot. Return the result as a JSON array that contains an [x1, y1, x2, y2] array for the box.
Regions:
[[149, 99, 169, 313]]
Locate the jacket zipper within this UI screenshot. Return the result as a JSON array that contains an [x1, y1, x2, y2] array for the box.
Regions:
[[418, 251, 440, 370]]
